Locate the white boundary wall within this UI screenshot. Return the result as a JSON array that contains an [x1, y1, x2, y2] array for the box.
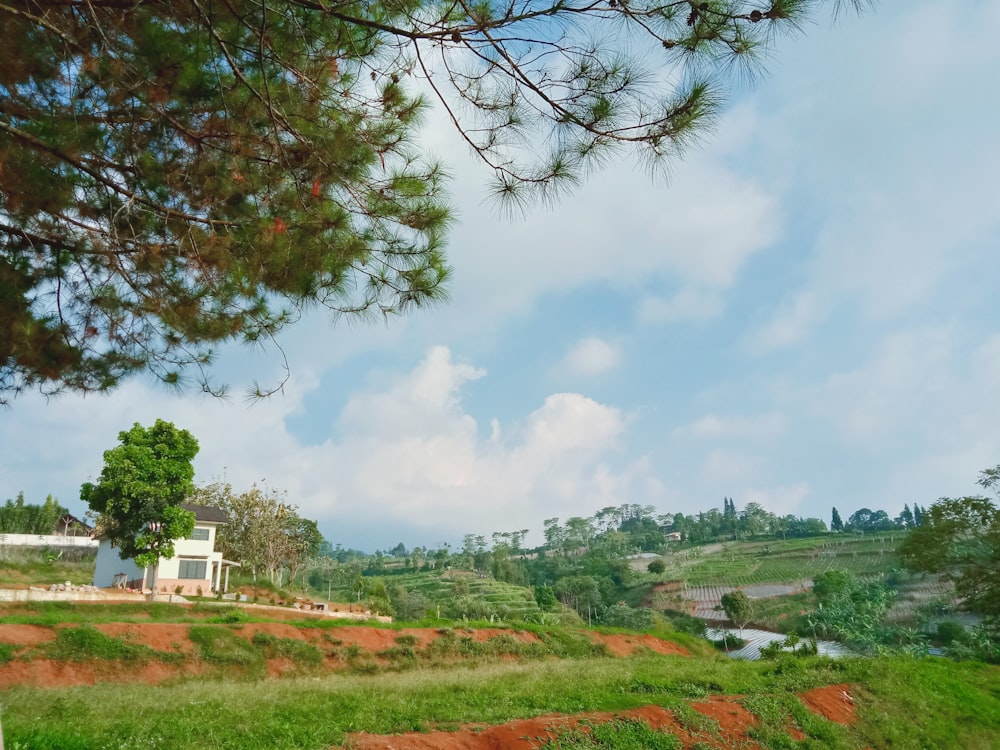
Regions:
[[0, 534, 98, 548]]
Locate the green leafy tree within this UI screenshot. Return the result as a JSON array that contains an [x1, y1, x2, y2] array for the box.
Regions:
[[900, 465, 1000, 627], [81, 420, 198, 596], [647, 559, 666, 575], [847, 507, 895, 532], [1, 0, 866, 401], [554, 575, 603, 625], [720, 589, 753, 635]]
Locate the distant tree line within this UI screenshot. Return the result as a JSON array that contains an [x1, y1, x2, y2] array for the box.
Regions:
[[315, 495, 930, 625], [0, 493, 69, 535]]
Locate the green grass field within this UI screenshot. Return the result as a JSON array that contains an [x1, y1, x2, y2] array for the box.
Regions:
[[2, 651, 998, 749]]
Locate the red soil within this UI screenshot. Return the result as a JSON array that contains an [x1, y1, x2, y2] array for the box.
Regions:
[[799, 683, 858, 725], [0, 622, 686, 689], [344, 686, 857, 749]]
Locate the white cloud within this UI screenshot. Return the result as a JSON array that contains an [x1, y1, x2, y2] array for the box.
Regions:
[[746, 291, 822, 354], [701, 449, 764, 485], [560, 337, 621, 376], [1, 347, 665, 547], [414, 108, 782, 338], [801, 326, 957, 443], [678, 413, 787, 441], [637, 286, 724, 325], [307, 348, 669, 544]]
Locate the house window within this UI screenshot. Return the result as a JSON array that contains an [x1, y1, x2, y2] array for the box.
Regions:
[[188, 527, 210, 541], [178, 559, 207, 579]]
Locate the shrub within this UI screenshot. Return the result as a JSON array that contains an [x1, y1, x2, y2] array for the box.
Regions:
[[600, 603, 657, 631], [208, 607, 249, 625], [647, 559, 666, 575], [935, 621, 968, 646]]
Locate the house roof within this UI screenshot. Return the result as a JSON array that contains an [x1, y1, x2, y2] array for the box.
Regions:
[[180, 503, 228, 524]]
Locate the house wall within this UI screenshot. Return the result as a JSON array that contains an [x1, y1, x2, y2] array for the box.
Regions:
[[94, 523, 224, 595], [172, 524, 217, 556], [151, 524, 222, 595], [93, 541, 144, 588]]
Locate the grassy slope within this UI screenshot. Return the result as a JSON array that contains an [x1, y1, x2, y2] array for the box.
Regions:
[[1, 652, 998, 749]]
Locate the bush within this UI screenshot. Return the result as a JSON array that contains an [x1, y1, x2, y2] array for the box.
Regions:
[[600, 603, 657, 631], [935, 621, 968, 646], [661, 611, 707, 638], [647, 559, 666, 575], [208, 607, 250, 624], [535, 585, 557, 610]]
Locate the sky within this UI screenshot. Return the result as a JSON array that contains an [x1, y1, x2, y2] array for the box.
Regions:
[[2, 1, 999, 552]]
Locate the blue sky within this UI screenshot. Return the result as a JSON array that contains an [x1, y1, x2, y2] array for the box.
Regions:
[[2, 1, 999, 552]]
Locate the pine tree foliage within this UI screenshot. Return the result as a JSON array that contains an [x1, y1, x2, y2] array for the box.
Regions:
[[0, 0, 866, 399]]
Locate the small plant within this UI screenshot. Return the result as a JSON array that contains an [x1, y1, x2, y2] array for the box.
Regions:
[[196, 585, 203, 597], [174, 585, 184, 596]]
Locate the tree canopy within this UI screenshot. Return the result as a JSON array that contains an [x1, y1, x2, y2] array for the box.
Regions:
[[720, 589, 753, 634], [189, 481, 324, 585], [80, 419, 199, 569], [1, 0, 867, 400], [899, 464, 1000, 627]]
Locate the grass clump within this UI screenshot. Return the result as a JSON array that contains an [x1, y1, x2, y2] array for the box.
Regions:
[[251, 631, 323, 667], [537, 629, 609, 658], [539, 718, 681, 749], [0, 641, 17, 664], [45, 625, 155, 663], [207, 607, 250, 625], [187, 625, 264, 675]]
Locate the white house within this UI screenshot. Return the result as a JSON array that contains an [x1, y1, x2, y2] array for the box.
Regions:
[[93, 504, 238, 596]]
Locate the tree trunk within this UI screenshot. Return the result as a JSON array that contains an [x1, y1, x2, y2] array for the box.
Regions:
[[148, 562, 159, 601]]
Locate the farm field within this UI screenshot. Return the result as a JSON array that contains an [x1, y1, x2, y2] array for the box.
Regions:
[[636, 533, 960, 631], [656, 534, 906, 587]]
